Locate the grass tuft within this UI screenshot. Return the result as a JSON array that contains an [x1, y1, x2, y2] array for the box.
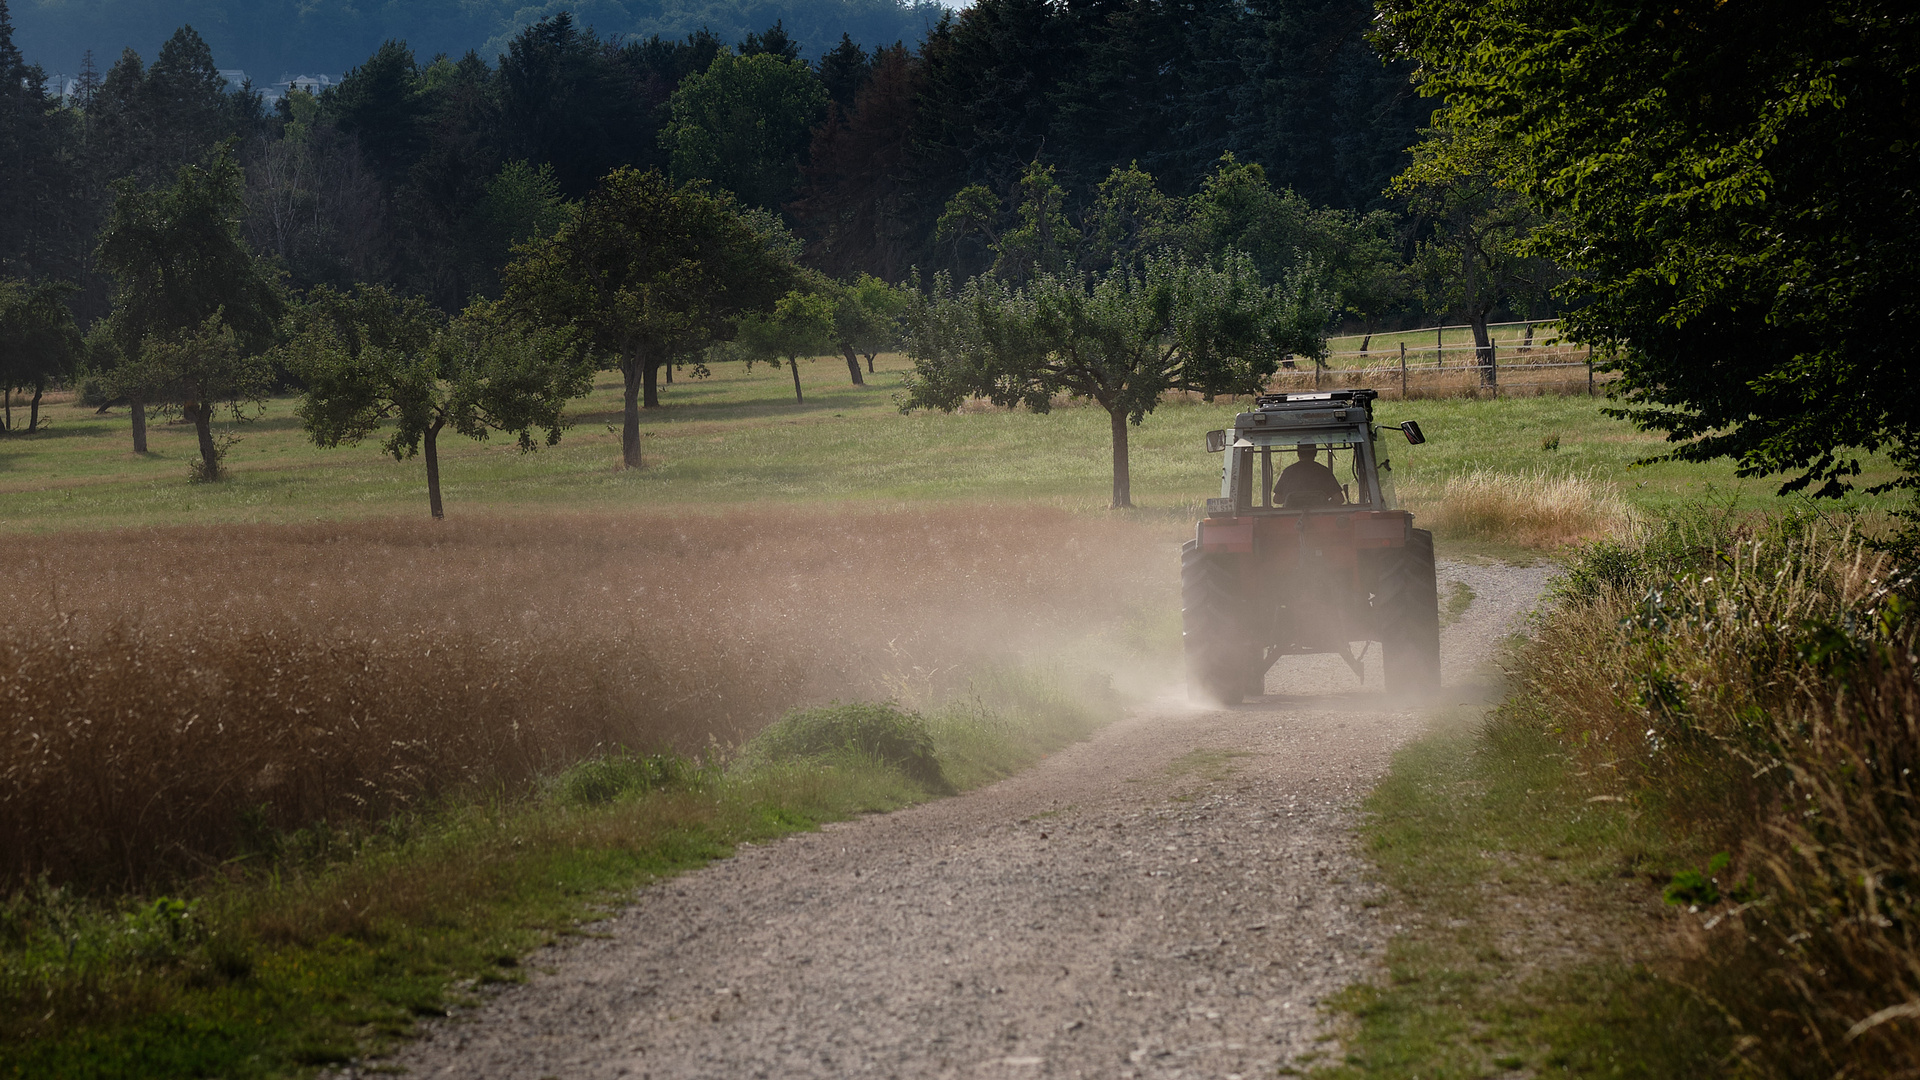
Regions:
[[1412, 468, 1633, 550], [745, 702, 952, 794]]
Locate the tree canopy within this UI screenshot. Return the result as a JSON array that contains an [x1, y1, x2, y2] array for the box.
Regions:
[[662, 49, 829, 210], [503, 166, 794, 467], [286, 287, 592, 517], [1375, 0, 1920, 496], [905, 251, 1329, 508], [0, 276, 80, 433]]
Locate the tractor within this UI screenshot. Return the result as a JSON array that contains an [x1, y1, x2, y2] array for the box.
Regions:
[[1181, 389, 1439, 704]]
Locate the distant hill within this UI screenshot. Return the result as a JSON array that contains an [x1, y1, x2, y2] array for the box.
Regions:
[[12, 0, 947, 81]]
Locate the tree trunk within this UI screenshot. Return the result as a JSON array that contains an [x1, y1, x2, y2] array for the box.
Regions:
[[841, 345, 865, 386], [1108, 406, 1132, 509], [642, 356, 661, 408], [664, 360, 673, 384], [620, 357, 643, 469], [787, 355, 804, 403], [1469, 314, 1495, 388], [1360, 333, 1373, 355], [3, 388, 11, 432], [27, 383, 43, 433], [190, 401, 220, 480], [865, 352, 876, 375], [131, 400, 148, 453], [424, 418, 446, 519]]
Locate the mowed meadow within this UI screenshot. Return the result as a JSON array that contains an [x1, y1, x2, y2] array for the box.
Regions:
[[4, 351, 1898, 536]]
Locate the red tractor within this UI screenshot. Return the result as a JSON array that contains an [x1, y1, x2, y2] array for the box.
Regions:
[[1182, 390, 1439, 704]]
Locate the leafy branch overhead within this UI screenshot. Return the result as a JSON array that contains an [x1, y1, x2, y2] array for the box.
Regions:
[[1375, 0, 1920, 496]]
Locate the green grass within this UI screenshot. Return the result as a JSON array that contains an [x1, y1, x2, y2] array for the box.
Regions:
[[1314, 703, 1738, 1079], [1, 672, 1111, 1079], [1, 354, 1897, 534]]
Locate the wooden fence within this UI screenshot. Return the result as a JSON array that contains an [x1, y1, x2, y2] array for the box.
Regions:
[[1281, 319, 1611, 399]]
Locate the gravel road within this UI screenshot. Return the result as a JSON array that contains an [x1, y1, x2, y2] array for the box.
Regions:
[[381, 559, 1552, 1079]]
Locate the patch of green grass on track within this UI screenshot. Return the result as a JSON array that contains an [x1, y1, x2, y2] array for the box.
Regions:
[[1314, 704, 1738, 1079]]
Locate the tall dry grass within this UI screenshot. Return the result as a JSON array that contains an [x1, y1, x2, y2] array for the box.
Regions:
[[1413, 468, 1633, 549], [0, 508, 1173, 891], [1513, 512, 1920, 1076]]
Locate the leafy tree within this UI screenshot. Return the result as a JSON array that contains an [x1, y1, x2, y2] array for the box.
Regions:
[[0, 277, 81, 433], [832, 272, 907, 378], [1376, 0, 1920, 497], [736, 289, 836, 402], [1389, 127, 1557, 386], [95, 142, 282, 456], [1080, 162, 1190, 273], [106, 313, 271, 480], [286, 288, 591, 518], [503, 167, 794, 467], [905, 251, 1328, 508], [934, 159, 1079, 283], [661, 49, 828, 210]]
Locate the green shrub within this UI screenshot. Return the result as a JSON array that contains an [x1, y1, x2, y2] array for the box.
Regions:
[[747, 702, 952, 794], [552, 752, 698, 806]]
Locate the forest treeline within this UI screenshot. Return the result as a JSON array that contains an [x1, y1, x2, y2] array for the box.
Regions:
[[8, 0, 945, 77], [0, 0, 1441, 320]]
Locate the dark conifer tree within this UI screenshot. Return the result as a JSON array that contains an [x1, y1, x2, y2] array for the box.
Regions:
[[495, 14, 650, 198], [1240, 0, 1432, 211], [140, 26, 235, 176], [328, 40, 428, 193], [817, 33, 872, 111], [738, 20, 802, 61], [1, 1, 49, 275], [792, 43, 920, 280]]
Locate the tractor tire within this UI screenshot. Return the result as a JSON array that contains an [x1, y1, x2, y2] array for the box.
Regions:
[[1182, 539, 1256, 705], [1379, 528, 1441, 693]]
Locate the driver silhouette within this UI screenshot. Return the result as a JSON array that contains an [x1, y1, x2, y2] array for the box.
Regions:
[[1272, 443, 1344, 507]]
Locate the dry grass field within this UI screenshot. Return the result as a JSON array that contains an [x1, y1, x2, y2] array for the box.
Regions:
[[0, 507, 1179, 892]]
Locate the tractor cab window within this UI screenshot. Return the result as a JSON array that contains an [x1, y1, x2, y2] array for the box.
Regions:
[[1233, 433, 1375, 510]]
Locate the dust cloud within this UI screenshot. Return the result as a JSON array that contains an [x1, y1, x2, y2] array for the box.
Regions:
[[0, 507, 1180, 889]]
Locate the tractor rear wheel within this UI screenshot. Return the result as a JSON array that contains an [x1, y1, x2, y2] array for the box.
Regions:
[[1182, 539, 1256, 705], [1379, 528, 1441, 693]]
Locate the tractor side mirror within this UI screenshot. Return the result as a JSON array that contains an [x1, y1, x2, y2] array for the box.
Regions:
[[1399, 420, 1426, 445], [1204, 429, 1228, 453]]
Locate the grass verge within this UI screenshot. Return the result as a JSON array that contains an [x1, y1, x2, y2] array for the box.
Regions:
[[1314, 702, 1738, 1079], [0, 672, 1111, 1080]]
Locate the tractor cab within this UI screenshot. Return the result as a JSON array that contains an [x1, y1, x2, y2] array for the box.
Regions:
[[1201, 390, 1423, 517]]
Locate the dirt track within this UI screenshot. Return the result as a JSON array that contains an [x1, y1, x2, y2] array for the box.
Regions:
[[381, 559, 1551, 1079]]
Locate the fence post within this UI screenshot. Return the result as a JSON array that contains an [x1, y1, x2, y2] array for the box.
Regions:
[[1488, 339, 1498, 396], [1436, 324, 1444, 367], [1587, 345, 1594, 397], [1399, 342, 1407, 398]]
